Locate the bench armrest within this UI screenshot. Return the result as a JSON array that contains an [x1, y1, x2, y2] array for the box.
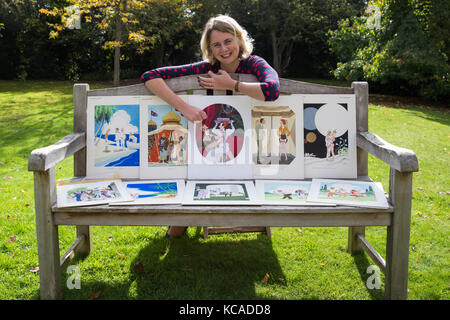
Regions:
[[28, 132, 86, 172], [357, 131, 419, 173]]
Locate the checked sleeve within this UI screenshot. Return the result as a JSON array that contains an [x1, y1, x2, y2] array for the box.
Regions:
[[141, 61, 217, 82]]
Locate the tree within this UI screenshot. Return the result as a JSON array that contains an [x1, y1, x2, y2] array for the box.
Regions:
[[329, 0, 450, 99], [40, 0, 147, 86], [40, 0, 200, 85], [94, 105, 116, 142]]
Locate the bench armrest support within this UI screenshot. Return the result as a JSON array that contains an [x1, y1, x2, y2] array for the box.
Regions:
[[28, 132, 86, 172], [357, 131, 419, 173]]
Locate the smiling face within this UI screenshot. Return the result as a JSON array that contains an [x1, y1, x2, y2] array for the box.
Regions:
[[209, 30, 241, 71]]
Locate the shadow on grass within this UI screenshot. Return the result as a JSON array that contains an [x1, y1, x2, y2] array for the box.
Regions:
[[352, 252, 385, 300], [57, 228, 286, 300]]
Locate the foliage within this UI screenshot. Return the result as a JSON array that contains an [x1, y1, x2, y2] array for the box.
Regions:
[[328, 0, 450, 100]]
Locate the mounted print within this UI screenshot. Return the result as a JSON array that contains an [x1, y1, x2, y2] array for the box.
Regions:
[[139, 96, 189, 179], [255, 180, 334, 206], [307, 179, 389, 209], [187, 95, 252, 180], [87, 96, 141, 179], [56, 179, 133, 208], [251, 95, 304, 179], [182, 180, 259, 206], [110, 180, 185, 205], [303, 95, 357, 178]]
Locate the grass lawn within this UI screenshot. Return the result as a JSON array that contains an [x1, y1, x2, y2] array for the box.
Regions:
[[0, 80, 448, 300]]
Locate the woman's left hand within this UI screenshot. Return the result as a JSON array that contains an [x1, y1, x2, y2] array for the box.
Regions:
[[198, 70, 235, 91]]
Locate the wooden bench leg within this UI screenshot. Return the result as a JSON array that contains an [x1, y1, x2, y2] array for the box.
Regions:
[[347, 226, 365, 254], [34, 169, 61, 300], [76, 225, 92, 256], [385, 169, 413, 300]]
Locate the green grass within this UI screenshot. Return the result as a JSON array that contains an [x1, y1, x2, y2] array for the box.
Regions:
[[0, 80, 448, 300]]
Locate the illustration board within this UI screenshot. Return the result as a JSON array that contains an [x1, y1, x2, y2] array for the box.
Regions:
[[251, 95, 304, 179], [255, 180, 334, 206], [303, 95, 357, 178], [56, 179, 132, 207], [110, 179, 185, 205], [87, 96, 141, 179], [307, 179, 389, 208], [182, 180, 259, 205], [187, 95, 252, 180], [139, 96, 189, 179]]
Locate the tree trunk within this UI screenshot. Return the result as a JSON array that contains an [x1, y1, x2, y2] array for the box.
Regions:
[[270, 30, 280, 74], [113, 13, 122, 87]]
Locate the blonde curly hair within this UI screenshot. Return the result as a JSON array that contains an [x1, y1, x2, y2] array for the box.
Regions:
[[200, 15, 254, 64]]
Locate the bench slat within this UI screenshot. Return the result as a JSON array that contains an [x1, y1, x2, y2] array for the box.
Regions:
[[87, 75, 354, 96], [53, 209, 392, 227]]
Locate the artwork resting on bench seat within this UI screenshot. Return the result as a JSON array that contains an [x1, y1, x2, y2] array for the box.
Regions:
[[87, 96, 141, 179], [187, 95, 253, 180], [110, 180, 185, 205], [182, 180, 259, 205], [303, 95, 357, 178], [139, 96, 189, 179], [251, 95, 304, 179], [255, 180, 334, 206], [56, 179, 133, 208], [307, 179, 389, 208]]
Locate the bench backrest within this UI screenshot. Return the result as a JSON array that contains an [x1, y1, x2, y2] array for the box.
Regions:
[[73, 75, 369, 178]]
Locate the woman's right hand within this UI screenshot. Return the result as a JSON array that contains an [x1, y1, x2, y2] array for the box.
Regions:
[[181, 104, 208, 122]]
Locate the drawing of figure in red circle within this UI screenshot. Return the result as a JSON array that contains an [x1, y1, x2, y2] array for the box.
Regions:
[[195, 104, 244, 163]]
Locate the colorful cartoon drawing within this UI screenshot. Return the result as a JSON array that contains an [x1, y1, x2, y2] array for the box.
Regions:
[[193, 183, 249, 201], [147, 105, 188, 167], [303, 97, 357, 179], [263, 181, 310, 202], [318, 182, 376, 202], [57, 179, 133, 207], [251, 106, 296, 165], [126, 182, 178, 199], [195, 104, 244, 164], [93, 104, 140, 167]]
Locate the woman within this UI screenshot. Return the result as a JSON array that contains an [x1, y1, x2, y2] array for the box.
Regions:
[[141, 14, 280, 237], [278, 119, 290, 162], [207, 119, 235, 163]]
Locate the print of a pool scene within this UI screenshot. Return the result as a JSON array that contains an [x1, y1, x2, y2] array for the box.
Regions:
[[93, 105, 140, 167]]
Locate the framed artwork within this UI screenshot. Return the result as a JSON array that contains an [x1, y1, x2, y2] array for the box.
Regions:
[[307, 179, 390, 208], [110, 179, 185, 205], [251, 95, 304, 179], [187, 95, 252, 180], [255, 180, 334, 206], [87, 96, 141, 179], [303, 95, 357, 178], [182, 180, 259, 205], [139, 96, 189, 179], [56, 179, 132, 208]]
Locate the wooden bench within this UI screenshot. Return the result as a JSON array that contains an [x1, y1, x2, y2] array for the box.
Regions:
[[28, 75, 418, 300]]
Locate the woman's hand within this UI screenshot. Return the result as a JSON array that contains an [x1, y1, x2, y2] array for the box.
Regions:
[[181, 104, 208, 122], [198, 70, 235, 91]]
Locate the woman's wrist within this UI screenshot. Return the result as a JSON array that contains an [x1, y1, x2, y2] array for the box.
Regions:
[[234, 80, 240, 92]]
